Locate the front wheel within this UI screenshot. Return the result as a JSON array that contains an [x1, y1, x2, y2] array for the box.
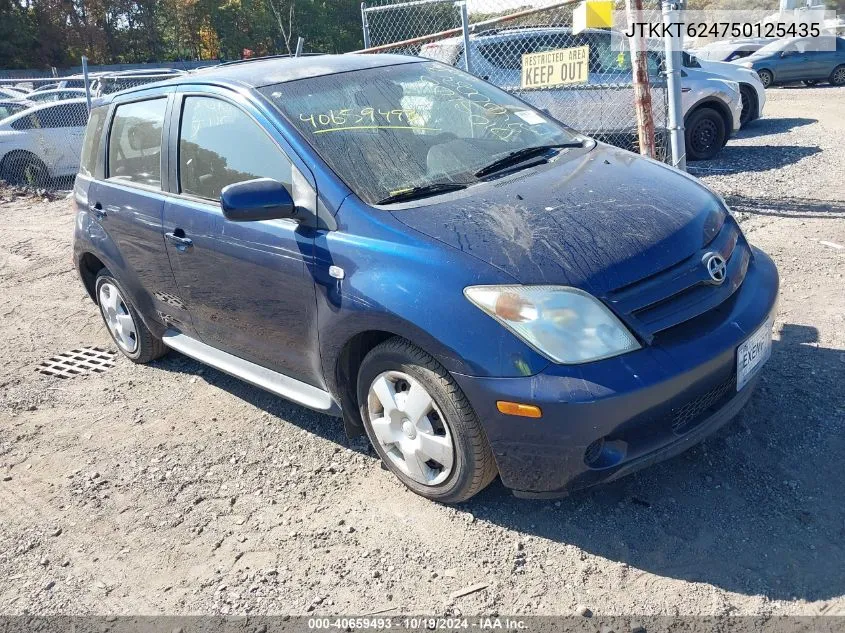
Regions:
[[739, 85, 756, 127], [830, 65, 845, 87], [757, 69, 774, 88], [685, 107, 727, 161], [357, 337, 497, 503]]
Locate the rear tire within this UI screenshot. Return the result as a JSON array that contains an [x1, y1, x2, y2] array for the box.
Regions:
[[830, 65, 845, 87], [357, 337, 497, 503], [95, 269, 167, 364], [757, 69, 773, 88], [685, 107, 727, 161], [0, 152, 48, 187]]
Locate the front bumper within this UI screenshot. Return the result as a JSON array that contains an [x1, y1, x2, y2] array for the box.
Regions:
[[452, 247, 779, 497]]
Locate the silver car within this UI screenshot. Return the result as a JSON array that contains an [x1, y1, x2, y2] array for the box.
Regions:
[[421, 27, 742, 160]]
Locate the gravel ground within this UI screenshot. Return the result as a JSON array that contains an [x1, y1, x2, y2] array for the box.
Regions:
[[1, 86, 844, 617]]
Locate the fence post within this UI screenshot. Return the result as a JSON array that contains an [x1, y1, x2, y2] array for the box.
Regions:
[[625, 0, 656, 159], [295, 36, 305, 57], [662, 0, 685, 170], [361, 2, 372, 49], [458, 1, 473, 74], [81, 56, 92, 112]]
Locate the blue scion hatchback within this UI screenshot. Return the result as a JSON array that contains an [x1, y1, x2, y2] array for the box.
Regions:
[[73, 55, 779, 503]]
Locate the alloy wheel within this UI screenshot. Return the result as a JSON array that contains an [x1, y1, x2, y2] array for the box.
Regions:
[[98, 282, 138, 353], [832, 67, 845, 86], [367, 371, 455, 486]]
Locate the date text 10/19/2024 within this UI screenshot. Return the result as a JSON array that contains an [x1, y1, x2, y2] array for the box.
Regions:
[[307, 617, 528, 630]]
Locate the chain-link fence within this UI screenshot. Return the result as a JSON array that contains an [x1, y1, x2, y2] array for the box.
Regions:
[[0, 70, 186, 190], [360, 0, 670, 160]]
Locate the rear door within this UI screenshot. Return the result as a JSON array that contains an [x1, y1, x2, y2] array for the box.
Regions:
[[161, 88, 323, 387], [86, 91, 196, 334]]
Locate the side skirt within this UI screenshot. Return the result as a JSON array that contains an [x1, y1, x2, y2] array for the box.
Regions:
[[162, 329, 342, 417]]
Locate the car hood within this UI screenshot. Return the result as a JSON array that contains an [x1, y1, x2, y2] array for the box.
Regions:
[[388, 143, 726, 296]]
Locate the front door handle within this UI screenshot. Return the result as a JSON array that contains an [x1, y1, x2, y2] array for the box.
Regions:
[[165, 231, 193, 250]]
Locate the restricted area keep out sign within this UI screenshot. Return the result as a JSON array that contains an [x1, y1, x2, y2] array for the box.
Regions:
[[521, 46, 590, 89]]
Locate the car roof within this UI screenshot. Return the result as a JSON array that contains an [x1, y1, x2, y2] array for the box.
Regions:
[[101, 54, 423, 99]]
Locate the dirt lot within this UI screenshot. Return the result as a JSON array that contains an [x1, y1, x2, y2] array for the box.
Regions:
[[1, 87, 844, 617]]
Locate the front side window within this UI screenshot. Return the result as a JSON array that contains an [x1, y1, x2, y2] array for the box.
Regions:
[[0, 103, 27, 120], [262, 62, 579, 204], [178, 97, 292, 200], [108, 98, 167, 187]]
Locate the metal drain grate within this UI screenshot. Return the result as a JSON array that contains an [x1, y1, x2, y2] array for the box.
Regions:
[[37, 347, 117, 378]]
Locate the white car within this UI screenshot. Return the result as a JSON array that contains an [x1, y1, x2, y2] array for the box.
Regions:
[[0, 87, 30, 100], [24, 88, 88, 104], [685, 52, 766, 128], [420, 27, 743, 160], [0, 98, 88, 186]]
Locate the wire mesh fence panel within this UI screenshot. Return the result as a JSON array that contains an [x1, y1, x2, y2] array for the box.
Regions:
[[361, 0, 670, 161], [0, 71, 185, 190]]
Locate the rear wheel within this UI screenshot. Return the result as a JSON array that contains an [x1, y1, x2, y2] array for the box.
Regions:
[[95, 270, 167, 363], [757, 69, 774, 88], [357, 337, 497, 503], [685, 107, 727, 161], [0, 152, 48, 187], [830, 65, 845, 87]]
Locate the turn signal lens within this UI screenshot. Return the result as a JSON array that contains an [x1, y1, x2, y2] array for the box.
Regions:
[[497, 401, 542, 418]]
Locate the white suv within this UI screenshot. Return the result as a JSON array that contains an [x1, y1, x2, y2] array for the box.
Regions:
[[421, 27, 742, 160], [0, 99, 88, 186]]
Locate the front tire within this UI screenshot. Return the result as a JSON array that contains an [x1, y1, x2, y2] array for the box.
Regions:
[[685, 107, 727, 161], [739, 85, 756, 127], [357, 337, 497, 503], [757, 69, 774, 88], [95, 270, 167, 363], [830, 65, 845, 87]]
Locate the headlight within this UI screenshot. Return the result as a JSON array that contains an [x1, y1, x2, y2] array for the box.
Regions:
[[464, 285, 640, 364], [741, 62, 754, 69]]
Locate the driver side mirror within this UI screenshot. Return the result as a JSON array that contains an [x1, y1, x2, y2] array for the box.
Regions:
[[780, 51, 792, 58], [220, 178, 298, 222]]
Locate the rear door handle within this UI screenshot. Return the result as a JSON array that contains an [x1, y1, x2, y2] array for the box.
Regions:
[[89, 202, 106, 219], [165, 231, 193, 250]]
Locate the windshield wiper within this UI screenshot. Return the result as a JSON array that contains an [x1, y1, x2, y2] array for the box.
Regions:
[[474, 141, 586, 179], [376, 182, 471, 205]]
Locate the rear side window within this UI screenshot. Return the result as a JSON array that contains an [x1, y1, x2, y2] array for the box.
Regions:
[[79, 106, 108, 178], [108, 98, 167, 187], [38, 102, 89, 128], [178, 96, 291, 201]]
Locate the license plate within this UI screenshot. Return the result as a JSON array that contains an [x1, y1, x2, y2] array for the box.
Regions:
[[736, 318, 773, 391]]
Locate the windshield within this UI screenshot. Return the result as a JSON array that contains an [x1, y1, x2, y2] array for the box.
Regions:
[[754, 38, 795, 56], [261, 61, 581, 204]]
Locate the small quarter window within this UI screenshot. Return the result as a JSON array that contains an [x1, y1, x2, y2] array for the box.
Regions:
[[108, 98, 167, 187], [178, 96, 292, 200], [80, 106, 108, 178]]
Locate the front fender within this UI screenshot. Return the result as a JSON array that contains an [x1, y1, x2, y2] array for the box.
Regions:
[[313, 199, 552, 400]]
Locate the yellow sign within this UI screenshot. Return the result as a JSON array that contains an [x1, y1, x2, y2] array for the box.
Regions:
[[573, 0, 614, 34], [521, 46, 590, 89]]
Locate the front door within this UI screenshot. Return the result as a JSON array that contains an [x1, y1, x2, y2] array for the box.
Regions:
[[162, 92, 324, 388]]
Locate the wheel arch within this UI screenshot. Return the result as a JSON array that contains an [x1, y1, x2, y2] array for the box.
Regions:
[[0, 149, 49, 181], [78, 251, 107, 301], [738, 82, 759, 121], [685, 98, 733, 139]]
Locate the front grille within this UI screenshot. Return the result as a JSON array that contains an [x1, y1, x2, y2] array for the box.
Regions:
[[670, 376, 736, 436], [603, 217, 750, 340]]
